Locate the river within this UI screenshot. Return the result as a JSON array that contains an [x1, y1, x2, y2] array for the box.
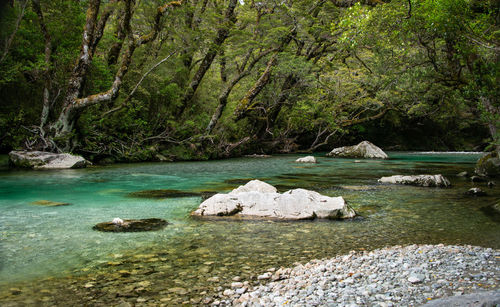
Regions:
[[0, 152, 498, 305]]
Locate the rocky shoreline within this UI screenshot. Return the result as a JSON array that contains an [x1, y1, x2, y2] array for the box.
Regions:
[[218, 244, 499, 307]]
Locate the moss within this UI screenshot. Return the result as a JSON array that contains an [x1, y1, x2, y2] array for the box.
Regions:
[[93, 218, 168, 232], [475, 151, 500, 177], [31, 200, 71, 207], [127, 189, 200, 199]]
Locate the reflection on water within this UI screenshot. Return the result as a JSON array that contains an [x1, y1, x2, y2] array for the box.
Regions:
[[0, 152, 498, 305]]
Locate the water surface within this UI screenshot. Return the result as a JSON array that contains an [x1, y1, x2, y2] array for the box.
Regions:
[[0, 152, 498, 305]]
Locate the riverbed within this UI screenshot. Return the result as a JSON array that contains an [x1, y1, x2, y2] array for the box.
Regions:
[[0, 152, 498, 305]]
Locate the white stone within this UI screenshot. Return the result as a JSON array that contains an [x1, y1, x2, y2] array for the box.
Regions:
[[326, 141, 388, 159], [408, 275, 423, 284], [258, 272, 272, 280], [378, 175, 451, 187], [295, 156, 317, 163], [9, 150, 90, 169], [231, 282, 244, 288], [112, 218, 124, 225], [192, 180, 356, 220], [229, 179, 277, 194]]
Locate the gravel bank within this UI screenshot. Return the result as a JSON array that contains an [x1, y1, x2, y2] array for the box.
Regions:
[[217, 244, 499, 306]]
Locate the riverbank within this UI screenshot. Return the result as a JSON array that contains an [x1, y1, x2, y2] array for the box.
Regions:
[[220, 244, 499, 307]]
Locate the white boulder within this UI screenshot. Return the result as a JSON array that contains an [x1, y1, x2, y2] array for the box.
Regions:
[[9, 150, 90, 169], [229, 179, 277, 194], [192, 180, 356, 220], [326, 141, 388, 159], [378, 174, 451, 187], [295, 156, 317, 163]]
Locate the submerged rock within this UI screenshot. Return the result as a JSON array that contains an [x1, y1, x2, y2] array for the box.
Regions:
[[466, 188, 487, 196], [9, 151, 90, 169], [471, 175, 487, 183], [191, 180, 356, 220], [326, 141, 388, 159], [243, 154, 271, 158], [378, 174, 451, 187], [475, 151, 500, 177], [295, 156, 317, 163], [128, 189, 200, 199], [31, 200, 71, 207], [457, 171, 469, 177], [93, 218, 168, 232]]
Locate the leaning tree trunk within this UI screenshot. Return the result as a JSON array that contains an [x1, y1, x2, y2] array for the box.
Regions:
[[205, 48, 274, 134], [50, 0, 182, 151], [177, 0, 238, 115]]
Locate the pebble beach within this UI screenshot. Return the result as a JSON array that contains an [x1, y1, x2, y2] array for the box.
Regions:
[[217, 244, 499, 306]]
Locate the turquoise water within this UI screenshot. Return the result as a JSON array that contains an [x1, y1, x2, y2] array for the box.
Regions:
[[0, 152, 499, 304]]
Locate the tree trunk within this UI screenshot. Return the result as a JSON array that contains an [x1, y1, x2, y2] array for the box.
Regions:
[[51, 0, 182, 150], [0, 0, 27, 65], [178, 0, 238, 115], [32, 0, 52, 132], [205, 48, 274, 134], [107, 4, 128, 65], [480, 96, 500, 152]]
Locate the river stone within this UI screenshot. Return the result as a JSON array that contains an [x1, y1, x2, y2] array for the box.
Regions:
[[31, 200, 71, 207], [378, 175, 451, 187], [9, 150, 89, 169], [128, 189, 200, 199], [471, 176, 487, 183], [93, 218, 168, 232], [191, 180, 356, 220], [295, 156, 317, 163], [475, 151, 500, 177], [465, 188, 487, 196], [326, 141, 388, 159], [229, 179, 277, 194], [423, 290, 500, 307]]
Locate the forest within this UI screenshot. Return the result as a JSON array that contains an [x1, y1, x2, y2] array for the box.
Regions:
[[0, 0, 498, 163]]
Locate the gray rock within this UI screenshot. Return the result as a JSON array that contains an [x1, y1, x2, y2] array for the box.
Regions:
[[378, 174, 451, 187], [422, 290, 500, 306], [471, 176, 487, 183], [475, 152, 500, 178], [192, 180, 356, 220], [457, 171, 469, 177], [9, 150, 90, 169], [326, 141, 388, 159], [295, 156, 317, 163], [465, 188, 487, 196]]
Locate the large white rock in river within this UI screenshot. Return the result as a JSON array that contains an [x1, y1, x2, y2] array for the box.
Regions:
[[378, 174, 451, 187], [326, 141, 388, 159], [192, 180, 356, 220], [295, 156, 317, 163], [9, 150, 89, 169]]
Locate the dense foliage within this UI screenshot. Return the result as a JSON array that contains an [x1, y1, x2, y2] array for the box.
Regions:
[[0, 0, 498, 162]]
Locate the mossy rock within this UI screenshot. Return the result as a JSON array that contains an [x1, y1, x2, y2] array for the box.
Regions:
[[127, 189, 200, 199], [480, 202, 500, 223], [93, 218, 168, 232], [475, 152, 500, 177], [31, 200, 71, 207]]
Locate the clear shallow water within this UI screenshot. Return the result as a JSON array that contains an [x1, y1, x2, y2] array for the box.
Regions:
[[0, 152, 499, 303]]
